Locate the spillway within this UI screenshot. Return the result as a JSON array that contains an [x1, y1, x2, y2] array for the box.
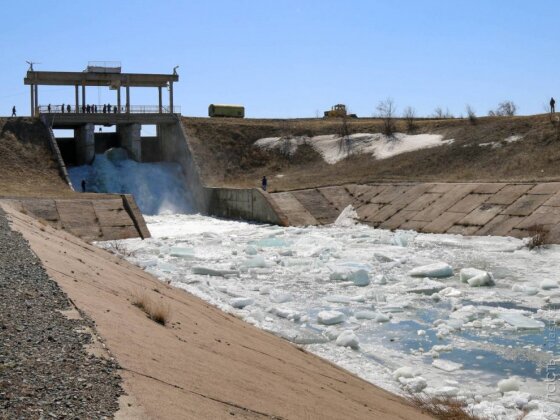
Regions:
[[68, 148, 193, 215]]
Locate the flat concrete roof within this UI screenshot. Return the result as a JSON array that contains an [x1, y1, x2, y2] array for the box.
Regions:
[[24, 71, 178, 87]]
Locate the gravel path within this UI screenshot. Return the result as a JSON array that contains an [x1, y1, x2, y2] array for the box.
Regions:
[[0, 209, 122, 419]]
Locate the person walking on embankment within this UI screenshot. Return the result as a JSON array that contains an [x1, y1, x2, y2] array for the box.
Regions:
[[11, 106, 16, 117], [262, 176, 268, 192], [551, 97, 556, 114]]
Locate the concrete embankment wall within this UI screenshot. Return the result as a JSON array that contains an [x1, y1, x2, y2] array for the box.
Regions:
[[159, 121, 209, 213], [268, 182, 560, 242], [0, 194, 150, 242], [206, 187, 288, 225]]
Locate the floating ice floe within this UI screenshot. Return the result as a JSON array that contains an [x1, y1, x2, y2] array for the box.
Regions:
[[269, 292, 293, 303], [317, 310, 346, 325], [392, 366, 417, 380], [498, 377, 521, 393], [497, 312, 545, 330], [408, 262, 453, 278], [432, 359, 463, 372], [192, 266, 239, 277], [540, 279, 559, 290], [230, 297, 254, 309], [335, 330, 359, 349], [169, 247, 196, 259], [460, 267, 494, 287], [334, 205, 359, 227]]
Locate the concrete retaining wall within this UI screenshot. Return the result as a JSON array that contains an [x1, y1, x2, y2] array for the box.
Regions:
[[159, 121, 208, 212], [1, 194, 150, 242], [206, 187, 288, 225], [269, 182, 560, 242]]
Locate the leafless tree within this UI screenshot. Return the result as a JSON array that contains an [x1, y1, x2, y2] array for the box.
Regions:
[[377, 98, 397, 137], [402, 106, 416, 133], [466, 105, 477, 124], [489, 100, 517, 117]]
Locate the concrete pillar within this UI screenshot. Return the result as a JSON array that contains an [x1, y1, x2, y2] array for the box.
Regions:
[[30, 84, 34, 117], [117, 123, 141, 161], [158, 86, 162, 113], [126, 85, 130, 113], [117, 88, 121, 113], [34, 85, 38, 114], [169, 82, 173, 113], [75, 123, 95, 165], [81, 85, 86, 113], [75, 85, 79, 113]]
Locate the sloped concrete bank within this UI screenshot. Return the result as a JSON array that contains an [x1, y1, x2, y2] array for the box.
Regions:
[[268, 182, 560, 242], [2, 203, 429, 420], [0, 194, 149, 242]]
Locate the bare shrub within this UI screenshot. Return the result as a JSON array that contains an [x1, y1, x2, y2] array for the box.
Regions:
[[377, 98, 396, 137], [433, 107, 454, 119], [106, 240, 134, 257], [403, 106, 417, 133], [466, 105, 477, 125], [526, 224, 549, 249], [406, 393, 480, 420], [489, 100, 517, 117], [132, 290, 170, 326], [338, 113, 353, 155]]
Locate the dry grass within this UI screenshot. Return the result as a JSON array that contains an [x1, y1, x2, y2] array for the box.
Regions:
[[406, 393, 481, 420], [184, 114, 560, 192], [526, 224, 550, 249], [131, 290, 171, 326]]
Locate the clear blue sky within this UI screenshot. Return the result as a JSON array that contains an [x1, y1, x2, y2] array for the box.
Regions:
[[1, 0, 558, 118]]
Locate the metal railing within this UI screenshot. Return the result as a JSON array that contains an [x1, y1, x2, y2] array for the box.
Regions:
[[37, 105, 180, 114]]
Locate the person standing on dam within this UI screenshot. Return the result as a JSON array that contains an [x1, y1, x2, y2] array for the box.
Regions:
[[262, 176, 268, 192], [551, 97, 556, 114]]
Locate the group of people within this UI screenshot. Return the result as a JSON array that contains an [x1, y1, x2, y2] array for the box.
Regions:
[[44, 103, 121, 114]]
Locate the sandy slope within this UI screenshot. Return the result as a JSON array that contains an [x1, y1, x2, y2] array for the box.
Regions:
[[2, 203, 430, 420]]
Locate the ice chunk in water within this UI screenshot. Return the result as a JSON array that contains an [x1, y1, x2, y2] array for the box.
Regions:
[[192, 266, 239, 277], [498, 377, 520, 393], [540, 279, 558, 290], [230, 297, 254, 309], [355, 310, 378, 320], [402, 377, 427, 393], [407, 279, 445, 295], [498, 313, 545, 330], [335, 330, 359, 349], [512, 284, 539, 295], [252, 237, 289, 248], [393, 366, 416, 380], [270, 292, 293, 303], [460, 267, 486, 282], [375, 312, 391, 323], [169, 247, 195, 259], [334, 205, 358, 227], [244, 246, 258, 255], [408, 262, 453, 278], [317, 310, 346, 325], [269, 307, 301, 321], [348, 269, 370, 286], [242, 256, 268, 268], [432, 359, 463, 372], [467, 273, 494, 287]]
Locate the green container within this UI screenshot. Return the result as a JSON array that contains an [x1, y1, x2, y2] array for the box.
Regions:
[[208, 104, 245, 118]]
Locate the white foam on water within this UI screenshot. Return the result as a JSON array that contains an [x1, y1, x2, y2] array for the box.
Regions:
[[68, 148, 193, 215]]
